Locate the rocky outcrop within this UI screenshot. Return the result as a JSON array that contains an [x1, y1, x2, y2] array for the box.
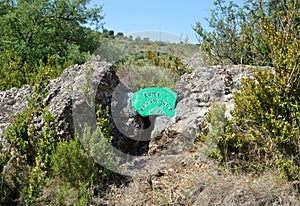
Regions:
[[0, 57, 119, 145], [0, 56, 154, 158], [0, 57, 253, 163], [45, 57, 119, 138], [149, 65, 252, 155]]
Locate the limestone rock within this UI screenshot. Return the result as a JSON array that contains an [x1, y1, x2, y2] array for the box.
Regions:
[[0, 58, 253, 164], [149, 65, 252, 155], [0, 57, 119, 145], [45, 57, 119, 138], [0, 85, 33, 148]]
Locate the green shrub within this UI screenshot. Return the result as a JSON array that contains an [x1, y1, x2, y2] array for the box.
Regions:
[[48, 104, 118, 205], [217, 1, 300, 181], [0, 51, 72, 91], [0, 0, 103, 64], [0, 0, 105, 91], [81, 104, 117, 175], [51, 180, 94, 206], [194, 0, 298, 66], [145, 43, 190, 75], [200, 103, 228, 159], [0, 93, 120, 205], [50, 136, 96, 188], [49, 135, 95, 205], [1, 85, 57, 205], [114, 43, 191, 91]]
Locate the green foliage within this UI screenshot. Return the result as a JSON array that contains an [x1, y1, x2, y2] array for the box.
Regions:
[[216, 1, 300, 181], [94, 35, 198, 89], [51, 137, 96, 188], [81, 104, 117, 173], [0, 0, 104, 90], [0, 90, 119, 205], [144, 43, 189, 75], [200, 103, 228, 159], [96, 104, 113, 142], [194, 0, 299, 66], [48, 103, 118, 205], [118, 65, 179, 92], [0, 143, 14, 205], [194, 0, 246, 65], [1, 85, 57, 205], [111, 41, 195, 91], [108, 30, 115, 36], [0, 51, 72, 91], [0, 0, 103, 63], [50, 136, 95, 206], [50, 180, 93, 206]]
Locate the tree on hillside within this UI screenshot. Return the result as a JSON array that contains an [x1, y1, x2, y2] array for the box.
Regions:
[[0, 0, 104, 64]]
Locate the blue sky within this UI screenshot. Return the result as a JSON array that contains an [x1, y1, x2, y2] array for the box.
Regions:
[[90, 0, 244, 44]]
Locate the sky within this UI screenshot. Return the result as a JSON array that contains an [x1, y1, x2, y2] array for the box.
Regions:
[[90, 0, 244, 44]]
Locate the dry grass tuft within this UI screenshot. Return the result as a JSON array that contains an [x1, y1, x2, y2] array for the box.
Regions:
[[188, 169, 299, 206], [92, 149, 300, 205]]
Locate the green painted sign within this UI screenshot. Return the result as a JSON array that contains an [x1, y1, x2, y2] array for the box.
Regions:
[[131, 88, 177, 117]]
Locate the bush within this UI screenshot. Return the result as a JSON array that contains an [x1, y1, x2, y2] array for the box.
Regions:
[[114, 42, 191, 91], [1, 84, 57, 205], [200, 103, 228, 159], [217, 1, 300, 181], [0, 92, 120, 205], [0, 0, 105, 90], [51, 137, 96, 188], [80, 104, 117, 175], [194, 0, 298, 66], [47, 104, 118, 205], [0, 51, 72, 91], [49, 136, 95, 205]]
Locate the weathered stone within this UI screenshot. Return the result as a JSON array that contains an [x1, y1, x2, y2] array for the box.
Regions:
[[0, 57, 253, 162], [148, 65, 252, 155], [45, 57, 119, 139], [0, 56, 156, 159], [0, 57, 119, 146], [0, 84, 33, 148]]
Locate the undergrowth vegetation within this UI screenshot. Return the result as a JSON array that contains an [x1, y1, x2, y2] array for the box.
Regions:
[[1, 83, 56, 205]]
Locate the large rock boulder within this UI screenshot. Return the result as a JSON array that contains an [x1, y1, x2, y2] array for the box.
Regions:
[[149, 65, 253, 155], [0, 57, 119, 146], [0, 57, 152, 158], [45, 57, 119, 138]]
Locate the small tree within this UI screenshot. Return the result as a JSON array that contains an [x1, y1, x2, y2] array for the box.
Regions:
[[117, 32, 124, 37], [103, 28, 109, 34], [0, 0, 105, 90], [108, 30, 115, 36], [193, 0, 298, 66], [0, 0, 104, 64]]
